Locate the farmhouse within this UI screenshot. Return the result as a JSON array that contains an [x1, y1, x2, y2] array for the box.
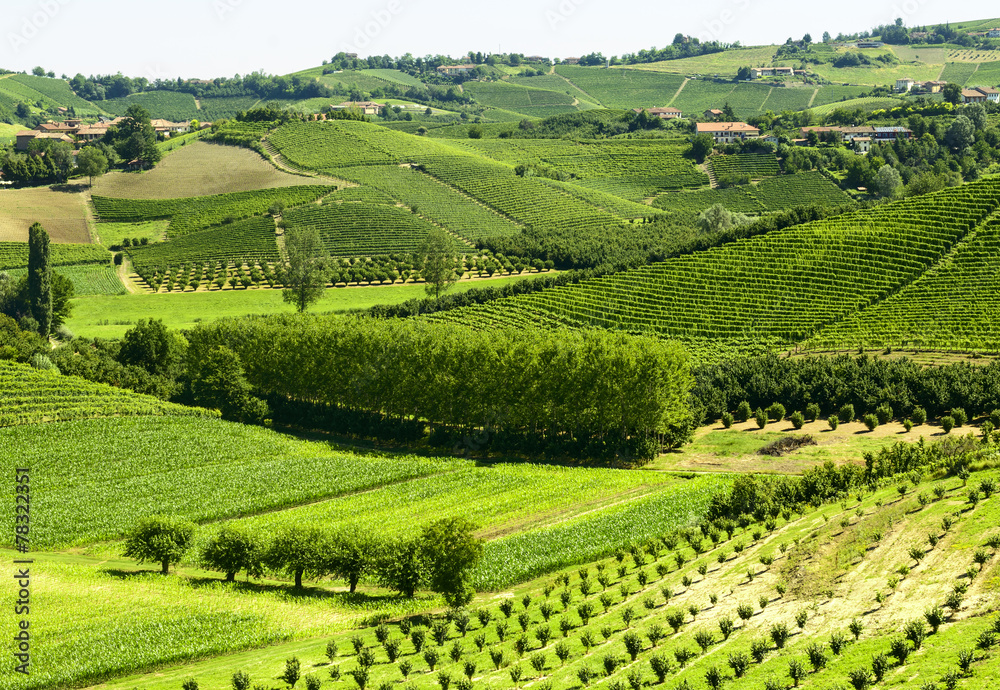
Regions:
[[963, 86, 1000, 103], [961, 88, 988, 103], [989, 29, 1000, 38], [437, 65, 476, 76], [852, 136, 873, 154], [696, 121, 760, 143], [331, 101, 387, 115], [150, 119, 190, 135], [563, 57, 581, 65], [873, 126, 913, 141], [633, 106, 683, 120], [703, 109, 724, 120], [895, 78, 915, 92], [15, 131, 73, 151]]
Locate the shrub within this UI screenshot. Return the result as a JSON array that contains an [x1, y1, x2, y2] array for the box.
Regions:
[[576, 666, 593, 686], [489, 648, 504, 670], [623, 630, 644, 661], [735, 401, 752, 422], [737, 603, 754, 622], [674, 647, 696, 668], [694, 629, 714, 653], [876, 404, 893, 425], [848, 667, 873, 690], [805, 402, 821, 421], [770, 622, 790, 649], [957, 648, 975, 675], [795, 609, 808, 629], [728, 651, 750, 678], [849, 618, 864, 640], [721, 412, 734, 428], [790, 411, 805, 429], [890, 637, 910, 665], [871, 653, 890, 682], [281, 657, 301, 688], [788, 658, 806, 686], [750, 639, 769, 663], [951, 408, 967, 427], [602, 653, 620, 677], [829, 416, 839, 430], [839, 404, 855, 423], [905, 619, 927, 648], [904, 418, 913, 432], [941, 415, 955, 434], [755, 407, 767, 429], [232, 670, 251, 690], [863, 413, 878, 431], [704, 666, 725, 690], [649, 652, 672, 683], [830, 631, 847, 655], [766, 403, 786, 421]]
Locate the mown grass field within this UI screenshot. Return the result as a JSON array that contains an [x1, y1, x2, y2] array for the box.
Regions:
[[0, 184, 92, 243], [90, 142, 311, 199], [65, 274, 535, 339]]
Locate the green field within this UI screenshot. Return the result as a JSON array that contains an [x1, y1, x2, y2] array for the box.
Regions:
[[810, 213, 1000, 351], [636, 46, 781, 75], [5, 264, 125, 296], [808, 96, 904, 116], [66, 274, 535, 338], [430, 180, 1000, 352]]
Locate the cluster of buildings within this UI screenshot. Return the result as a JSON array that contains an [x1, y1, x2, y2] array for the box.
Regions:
[[894, 78, 948, 93], [799, 125, 913, 152], [15, 117, 191, 151], [329, 101, 387, 115]]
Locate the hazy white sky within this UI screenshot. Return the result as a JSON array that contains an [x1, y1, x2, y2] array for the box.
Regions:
[[1, 0, 997, 79]]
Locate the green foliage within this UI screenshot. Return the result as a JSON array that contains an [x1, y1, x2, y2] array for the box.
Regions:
[[26, 223, 51, 337], [281, 224, 328, 313], [421, 517, 483, 608], [122, 514, 196, 574], [200, 524, 264, 581]]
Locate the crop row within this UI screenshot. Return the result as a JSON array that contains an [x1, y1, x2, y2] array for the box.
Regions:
[[128, 217, 280, 271], [284, 202, 470, 257], [434, 179, 1000, 345], [3, 264, 125, 296], [0, 242, 111, 270], [92, 185, 333, 237], [709, 154, 780, 180], [654, 172, 852, 216], [337, 166, 525, 241], [0, 361, 211, 430], [810, 213, 1000, 351]]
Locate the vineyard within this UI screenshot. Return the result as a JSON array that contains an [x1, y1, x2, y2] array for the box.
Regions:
[[2, 74, 101, 114], [101, 91, 202, 121], [463, 81, 580, 117], [653, 172, 853, 217], [431, 180, 1000, 347], [0, 361, 212, 428], [283, 202, 468, 256], [3, 264, 126, 296], [552, 66, 686, 109], [128, 216, 280, 272], [0, 242, 110, 269], [92, 185, 333, 237], [709, 154, 781, 182], [809, 213, 1000, 351], [335, 166, 525, 241], [807, 96, 903, 117]]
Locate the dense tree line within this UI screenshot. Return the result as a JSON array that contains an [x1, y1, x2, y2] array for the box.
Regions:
[[691, 352, 1000, 424], [185, 315, 693, 463]]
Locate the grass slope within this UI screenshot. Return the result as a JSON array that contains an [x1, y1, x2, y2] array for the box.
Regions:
[[91, 142, 310, 199]]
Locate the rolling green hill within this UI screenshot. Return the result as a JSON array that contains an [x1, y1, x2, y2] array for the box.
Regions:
[[428, 180, 1000, 357]]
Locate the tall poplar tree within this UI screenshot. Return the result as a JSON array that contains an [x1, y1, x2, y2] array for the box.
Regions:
[[27, 222, 51, 336]]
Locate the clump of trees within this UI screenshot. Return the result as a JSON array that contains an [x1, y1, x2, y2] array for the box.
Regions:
[[0, 223, 74, 337], [124, 514, 483, 605]]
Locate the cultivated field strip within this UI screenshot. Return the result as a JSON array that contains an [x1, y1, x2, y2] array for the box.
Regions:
[[430, 180, 1000, 345], [810, 212, 1000, 351]]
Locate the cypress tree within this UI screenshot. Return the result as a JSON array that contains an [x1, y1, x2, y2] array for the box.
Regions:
[[27, 223, 52, 336]]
